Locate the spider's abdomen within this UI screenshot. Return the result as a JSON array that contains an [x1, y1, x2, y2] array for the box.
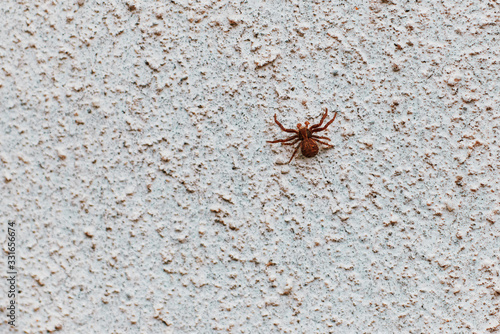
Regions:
[[301, 139, 319, 158]]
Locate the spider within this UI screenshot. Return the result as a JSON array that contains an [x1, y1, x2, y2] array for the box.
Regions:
[[267, 108, 338, 164]]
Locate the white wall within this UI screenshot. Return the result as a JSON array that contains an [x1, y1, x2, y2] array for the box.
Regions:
[[1, 0, 499, 332]]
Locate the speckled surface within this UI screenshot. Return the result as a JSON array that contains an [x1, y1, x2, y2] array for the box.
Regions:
[[1, 0, 499, 333]]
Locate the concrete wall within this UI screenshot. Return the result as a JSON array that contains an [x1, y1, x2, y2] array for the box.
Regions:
[[1, 0, 499, 332]]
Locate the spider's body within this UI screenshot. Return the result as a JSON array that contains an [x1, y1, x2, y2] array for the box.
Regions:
[[300, 137, 319, 158], [267, 109, 337, 164]]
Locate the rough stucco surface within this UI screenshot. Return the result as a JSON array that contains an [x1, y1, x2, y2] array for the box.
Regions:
[[0, 0, 499, 333]]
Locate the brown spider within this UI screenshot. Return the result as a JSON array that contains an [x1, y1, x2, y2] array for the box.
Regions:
[[267, 108, 338, 164]]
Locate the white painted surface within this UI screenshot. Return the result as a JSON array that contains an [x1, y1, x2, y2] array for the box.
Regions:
[[1, 0, 499, 333]]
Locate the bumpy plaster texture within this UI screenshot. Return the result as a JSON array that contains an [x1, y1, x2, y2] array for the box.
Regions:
[[1, 0, 499, 333]]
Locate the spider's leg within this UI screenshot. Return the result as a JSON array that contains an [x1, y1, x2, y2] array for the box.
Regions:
[[287, 143, 301, 164], [267, 135, 298, 144], [311, 111, 337, 133], [313, 139, 334, 148], [273, 114, 298, 134], [311, 135, 331, 141], [282, 139, 300, 146], [310, 108, 328, 129]]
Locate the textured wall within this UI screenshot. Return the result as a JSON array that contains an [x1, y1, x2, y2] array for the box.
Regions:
[[1, 0, 499, 333]]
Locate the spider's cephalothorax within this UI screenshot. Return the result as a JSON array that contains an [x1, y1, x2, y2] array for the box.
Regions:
[[267, 108, 337, 164]]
